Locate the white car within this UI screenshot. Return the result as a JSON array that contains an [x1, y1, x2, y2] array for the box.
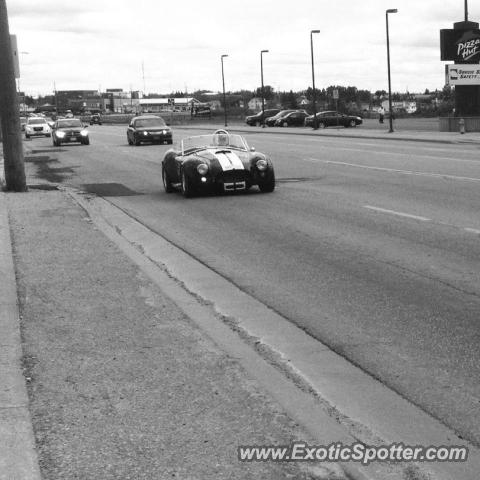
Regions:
[[25, 117, 51, 139]]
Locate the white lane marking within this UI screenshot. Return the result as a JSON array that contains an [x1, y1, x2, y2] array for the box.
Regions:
[[364, 205, 431, 222], [306, 158, 480, 182], [464, 228, 480, 235]]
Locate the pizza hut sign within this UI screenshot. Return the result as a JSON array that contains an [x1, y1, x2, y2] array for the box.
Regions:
[[456, 32, 480, 60], [440, 29, 480, 62]]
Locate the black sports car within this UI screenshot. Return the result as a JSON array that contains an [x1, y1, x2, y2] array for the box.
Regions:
[[127, 115, 172, 146], [52, 118, 90, 146], [305, 111, 363, 128], [161, 129, 275, 197]]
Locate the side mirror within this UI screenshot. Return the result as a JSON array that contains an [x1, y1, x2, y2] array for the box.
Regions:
[[250, 147, 256, 152]]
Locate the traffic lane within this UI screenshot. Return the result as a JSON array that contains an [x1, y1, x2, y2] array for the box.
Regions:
[[107, 172, 480, 445]]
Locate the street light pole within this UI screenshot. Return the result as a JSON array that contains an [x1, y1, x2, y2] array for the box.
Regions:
[[221, 54, 228, 127], [310, 30, 320, 130], [260, 49, 268, 127], [386, 8, 397, 133]]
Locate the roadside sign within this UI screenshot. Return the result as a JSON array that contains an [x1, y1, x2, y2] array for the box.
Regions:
[[333, 89, 339, 99], [11, 35, 19, 78]]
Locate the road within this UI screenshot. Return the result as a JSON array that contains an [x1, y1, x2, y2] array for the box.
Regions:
[[25, 124, 480, 446]]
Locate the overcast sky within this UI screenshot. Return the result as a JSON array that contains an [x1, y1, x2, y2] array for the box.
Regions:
[[7, 0, 476, 97]]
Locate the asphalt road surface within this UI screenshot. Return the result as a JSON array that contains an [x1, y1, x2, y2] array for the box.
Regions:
[[25, 125, 480, 446]]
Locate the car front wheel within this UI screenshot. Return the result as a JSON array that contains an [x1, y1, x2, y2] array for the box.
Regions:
[[162, 165, 175, 193], [318, 122, 326, 129], [349, 119, 356, 127], [258, 171, 275, 193], [181, 169, 195, 198]]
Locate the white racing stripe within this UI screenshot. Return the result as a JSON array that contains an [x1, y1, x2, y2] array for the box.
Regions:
[[213, 150, 245, 171]]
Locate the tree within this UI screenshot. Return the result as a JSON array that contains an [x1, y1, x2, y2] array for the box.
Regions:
[[254, 85, 274, 101]]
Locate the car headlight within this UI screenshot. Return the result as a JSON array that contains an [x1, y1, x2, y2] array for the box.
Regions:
[[143, 131, 148, 136], [56, 131, 65, 138], [80, 130, 88, 136], [256, 159, 268, 171], [197, 163, 208, 175]]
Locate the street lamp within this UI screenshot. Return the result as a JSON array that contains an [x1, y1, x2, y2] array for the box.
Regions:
[[386, 8, 398, 133], [221, 54, 228, 127], [260, 49, 269, 127], [310, 30, 320, 129]]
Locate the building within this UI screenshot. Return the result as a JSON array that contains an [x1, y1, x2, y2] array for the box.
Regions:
[[139, 97, 200, 113]]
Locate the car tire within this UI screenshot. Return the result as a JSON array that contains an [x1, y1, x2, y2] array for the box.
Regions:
[[25, 134, 30, 139], [46, 133, 51, 137], [258, 170, 275, 193], [53, 138, 60, 147], [282, 121, 288, 127], [167, 139, 173, 145], [127, 136, 133, 145], [82, 138, 90, 145], [348, 119, 356, 127], [162, 165, 175, 193], [318, 122, 326, 129], [134, 135, 141, 146], [181, 169, 195, 198]]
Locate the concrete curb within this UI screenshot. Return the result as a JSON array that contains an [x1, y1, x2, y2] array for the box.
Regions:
[[0, 192, 42, 480]]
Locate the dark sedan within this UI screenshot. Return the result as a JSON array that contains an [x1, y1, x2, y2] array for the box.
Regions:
[[274, 110, 309, 127], [52, 118, 89, 146], [127, 115, 172, 146], [245, 109, 280, 126], [305, 111, 363, 128], [265, 110, 297, 127]]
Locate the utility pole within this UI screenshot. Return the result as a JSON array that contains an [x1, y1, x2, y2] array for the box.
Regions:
[[0, 0, 26, 191]]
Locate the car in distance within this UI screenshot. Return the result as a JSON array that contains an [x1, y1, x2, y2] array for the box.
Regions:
[[127, 115, 172, 146], [305, 110, 363, 128], [274, 110, 309, 127], [25, 117, 51, 139], [264, 109, 299, 127], [52, 118, 90, 146], [161, 129, 275, 197], [245, 109, 280, 126], [90, 113, 102, 125]]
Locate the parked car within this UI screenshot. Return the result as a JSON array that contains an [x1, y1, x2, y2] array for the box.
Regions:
[[245, 109, 280, 126], [264, 110, 297, 127], [25, 117, 51, 139], [274, 110, 309, 127], [52, 118, 90, 146], [161, 129, 275, 197], [305, 111, 363, 128], [90, 113, 102, 125], [127, 115, 172, 146]]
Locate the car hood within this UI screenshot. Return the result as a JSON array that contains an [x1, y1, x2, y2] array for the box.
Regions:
[[189, 148, 252, 171]]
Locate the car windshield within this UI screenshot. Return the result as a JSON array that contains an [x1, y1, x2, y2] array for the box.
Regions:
[[134, 117, 166, 128], [28, 118, 47, 125], [57, 120, 83, 128], [182, 134, 248, 154]]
